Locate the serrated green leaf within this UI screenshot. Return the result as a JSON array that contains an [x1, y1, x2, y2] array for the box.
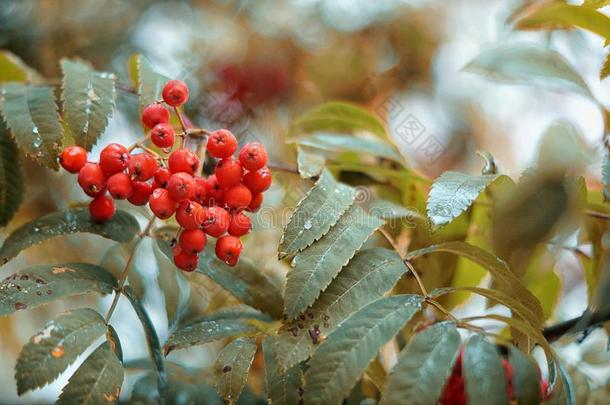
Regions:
[[427, 171, 499, 227], [509, 346, 542, 405], [0, 263, 116, 316], [263, 336, 303, 405], [279, 169, 356, 259], [601, 53, 609, 80], [382, 322, 461, 405], [57, 342, 123, 405], [304, 295, 422, 405], [60, 59, 116, 150], [294, 133, 402, 163], [214, 337, 258, 403], [0, 83, 63, 169], [296, 146, 325, 179], [290, 101, 387, 139], [0, 208, 139, 264], [0, 123, 23, 227], [135, 55, 169, 110], [284, 205, 385, 319], [463, 335, 509, 405], [0, 51, 42, 84], [15, 308, 106, 395], [274, 248, 406, 371], [463, 42, 593, 99], [367, 198, 429, 225]]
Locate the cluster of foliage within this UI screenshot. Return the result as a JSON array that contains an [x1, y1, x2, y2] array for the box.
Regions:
[[0, 1, 608, 404]]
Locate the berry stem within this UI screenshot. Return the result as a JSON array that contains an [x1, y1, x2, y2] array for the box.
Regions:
[[195, 135, 208, 175], [128, 135, 151, 152]]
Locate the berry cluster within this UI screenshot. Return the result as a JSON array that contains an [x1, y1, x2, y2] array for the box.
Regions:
[[59, 80, 272, 271]]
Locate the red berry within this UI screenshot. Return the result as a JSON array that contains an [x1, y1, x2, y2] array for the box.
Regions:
[[128, 181, 153, 205], [99, 143, 130, 175], [78, 163, 107, 196], [228, 212, 251, 237], [142, 104, 170, 128], [128, 153, 158, 181], [154, 167, 172, 188], [225, 184, 252, 210], [243, 167, 272, 193], [173, 249, 198, 272], [150, 123, 175, 149], [168, 148, 200, 175], [204, 174, 224, 206], [179, 229, 207, 254], [247, 192, 263, 212], [239, 142, 267, 171], [176, 200, 204, 230], [167, 172, 196, 201], [215, 158, 243, 188], [162, 80, 189, 107], [89, 194, 115, 223], [201, 206, 230, 237], [59, 146, 87, 173], [107, 173, 134, 200], [193, 177, 207, 204], [149, 188, 177, 219], [207, 129, 238, 159], [215, 235, 243, 266]]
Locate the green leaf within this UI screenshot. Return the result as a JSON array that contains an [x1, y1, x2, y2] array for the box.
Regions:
[[0, 51, 42, 83], [0, 123, 23, 226], [284, 205, 385, 319], [214, 337, 258, 403], [293, 133, 402, 163], [135, 55, 169, 110], [0, 263, 116, 316], [274, 248, 406, 371], [263, 336, 303, 405], [0, 83, 63, 169], [601, 53, 609, 81], [60, 59, 117, 150], [15, 308, 106, 395], [583, 0, 610, 8], [0, 208, 139, 264], [463, 335, 509, 405], [427, 171, 499, 227], [509, 346, 542, 405], [297, 146, 325, 179], [106, 324, 123, 362], [303, 295, 422, 405], [57, 342, 123, 404], [463, 42, 593, 99], [382, 322, 461, 405], [290, 101, 387, 139], [516, 3, 610, 41], [279, 169, 356, 259]]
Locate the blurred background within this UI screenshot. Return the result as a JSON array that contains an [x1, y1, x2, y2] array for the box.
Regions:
[[0, 0, 608, 402]]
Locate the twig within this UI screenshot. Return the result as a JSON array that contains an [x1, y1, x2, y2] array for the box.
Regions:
[[543, 308, 610, 343], [403, 259, 428, 297], [586, 209, 610, 220]]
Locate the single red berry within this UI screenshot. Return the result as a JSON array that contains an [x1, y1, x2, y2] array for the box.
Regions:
[[176, 200, 205, 230], [162, 80, 189, 107], [99, 143, 130, 175], [204, 174, 224, 206], [59, 146, 88, 173], [128, 181, 153, 205], [149, 188, 177, 219], [247, 192, 263, 212], [207, 129, 238, 159], [142, 103, 170, 128], [107, 173, 134, 199], [173, 249, 198, 272], [89, 194, 115, 223], [225, 184, 252, 210], [214, 157, 243, 188], [167, 172, 196, 201], [128, 153, 158, 181], [154, 167, 172, 188], [243, 167, 272, 193], [179, 229, 207, 254], [215, 235, 243, 266], [168, 148, 200, 175], [78, 163, 107, 196], [239, 142, 268, 171], [193, 177, 207, 204], [150, 123, 175, 149], [228, 212, 251, 237], [201, 206, 230, 237]]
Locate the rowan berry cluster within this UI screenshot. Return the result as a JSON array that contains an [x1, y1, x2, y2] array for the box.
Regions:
[[58, 80, 272, 271]]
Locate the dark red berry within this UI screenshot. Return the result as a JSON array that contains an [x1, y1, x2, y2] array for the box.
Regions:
[[78, 163, 107, 196], [225, 184, 252, 210], [193, 177, 207, 204], [168, 148, 199, 175], [99, 143, 130, 175], [204, 174, 224, 206], [247, 192, 263, 212], [179, 229, 207, 254], [89, 194, 115, 223], [173, 248, 198, 272], [176, 200, 204, 230], [207, 129, 238, 159], [243, 167, 272, 193], [59, 146, 87, 173], [154, 167, 172, 188], [107, 173, 133, 199], [150, 123, 175, 149], [142, 104, 170, 128], [167, 172, 196, 201], [162, 80, 189, 107], [228, 212, 251, 237], [214, 157, 243, 188], [215, 235, 243, 266], [239, 142, 268, 171], [149, 188, 177, 219], [201, 206, 230, 237], [128, 153, 158, 181], [128, 181, 153, 206]]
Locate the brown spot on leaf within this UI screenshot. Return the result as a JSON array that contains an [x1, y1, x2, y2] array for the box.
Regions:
[[51, 345, 64, 358], [14, 302, 27, 310], [223, 365, 232, 373], [52, 267, 75, 274]]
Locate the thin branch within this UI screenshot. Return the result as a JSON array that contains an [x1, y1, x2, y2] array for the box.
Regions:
[[543, 308, 610, 343], [586, 209, 610, 220], [403, 259, 429, 297]]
